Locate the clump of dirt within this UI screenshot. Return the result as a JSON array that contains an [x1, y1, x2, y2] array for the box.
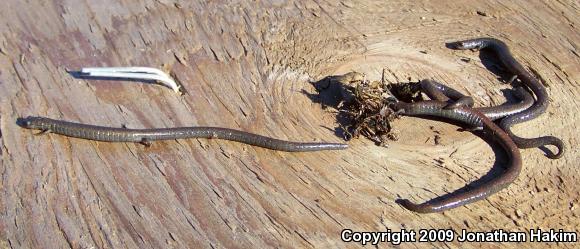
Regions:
[[334, 72, 422, 146]]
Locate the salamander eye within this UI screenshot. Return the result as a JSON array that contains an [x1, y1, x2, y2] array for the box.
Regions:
[[16, 117, 33, 128]]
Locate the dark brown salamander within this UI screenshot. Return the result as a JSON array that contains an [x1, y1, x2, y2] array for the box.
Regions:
[[446, 38, 564, 159], [17, 116, 348, 152], [419, 79, 534, 121], [390, 100, 522, 213]]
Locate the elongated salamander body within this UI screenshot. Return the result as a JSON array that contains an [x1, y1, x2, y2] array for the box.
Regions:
[[419, 79, 534, 121], [446, 38, 564, 159], [17, 116, 348, 152], [391, 100, 522, 213]]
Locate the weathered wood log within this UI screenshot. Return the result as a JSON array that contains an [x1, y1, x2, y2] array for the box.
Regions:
[[0, 1, 577, 248]]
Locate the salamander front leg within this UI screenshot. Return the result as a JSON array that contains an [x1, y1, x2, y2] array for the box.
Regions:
[[444, 96, 474, 109], [34, 129, 51, 136], [139, 138, 152, 147], [419, 79, 474, 109], [507, 75, 518, 84]]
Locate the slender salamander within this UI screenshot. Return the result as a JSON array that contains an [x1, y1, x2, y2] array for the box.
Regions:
[[419, 79, 534, 121], [390, 100, 522, 213], [17, 116, 348, 152], [446, 38, 564, 159]]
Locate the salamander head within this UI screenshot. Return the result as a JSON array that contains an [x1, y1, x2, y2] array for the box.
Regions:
[[445, 39, 487, 50], [16, 116, 45, 129], [445, 40, 475, 50]]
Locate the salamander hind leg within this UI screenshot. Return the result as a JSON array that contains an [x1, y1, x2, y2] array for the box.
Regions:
[[457, 126, 483, 132]]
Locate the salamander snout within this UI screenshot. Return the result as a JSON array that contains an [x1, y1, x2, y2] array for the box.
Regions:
[[445, 41, 474, 50], [16, 116, 42, 129]]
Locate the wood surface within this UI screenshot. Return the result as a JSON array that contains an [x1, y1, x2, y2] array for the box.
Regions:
[[0, 1, 578, 248]]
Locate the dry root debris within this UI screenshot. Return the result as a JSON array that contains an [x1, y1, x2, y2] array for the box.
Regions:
[[334, 72, 423, 146]]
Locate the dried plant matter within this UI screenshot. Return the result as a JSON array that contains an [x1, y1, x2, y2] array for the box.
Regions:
[[334, 72, 422, 146]]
